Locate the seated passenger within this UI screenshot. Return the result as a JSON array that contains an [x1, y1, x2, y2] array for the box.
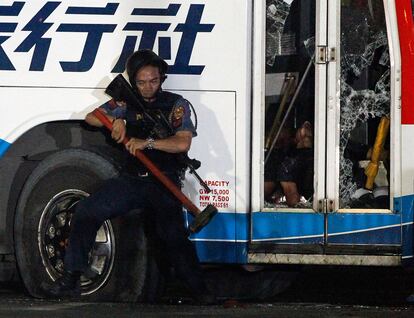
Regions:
[[265, 121, 313, 207]]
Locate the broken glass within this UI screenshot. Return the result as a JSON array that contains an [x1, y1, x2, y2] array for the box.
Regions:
[[339, 71, 390, 207], [266, 0, 291, 66], [303, 36, 315, 58], [264, 1, 316, 210], [339, 2, 390, 208]]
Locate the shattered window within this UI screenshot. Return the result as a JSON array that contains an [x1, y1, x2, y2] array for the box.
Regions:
[[264, 0, 315, 209], [339, 0, 390, 209], [266, 0, 291, 66]]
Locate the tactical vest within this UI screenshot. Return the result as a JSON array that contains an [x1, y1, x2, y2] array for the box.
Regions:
[[123, 90, 185, 175]]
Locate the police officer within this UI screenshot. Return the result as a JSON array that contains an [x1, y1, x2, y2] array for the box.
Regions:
[[44, 49, 215, 304]]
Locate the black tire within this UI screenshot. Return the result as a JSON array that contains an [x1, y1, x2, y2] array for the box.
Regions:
[[14, 149, 148, 301]]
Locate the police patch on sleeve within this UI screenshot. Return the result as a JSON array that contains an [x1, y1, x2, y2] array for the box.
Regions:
[[169, 99, 197, 136], [171, 105, 185, 128]]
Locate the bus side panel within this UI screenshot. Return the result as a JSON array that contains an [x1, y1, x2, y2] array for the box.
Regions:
[[401, 125, 414, 264], [0, 1, 253, 264], [181, 91, 240, 263], [327, 214, 401, 245], [396, 1, 414, 264]]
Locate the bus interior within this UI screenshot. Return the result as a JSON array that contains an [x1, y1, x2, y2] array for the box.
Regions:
[[264, 0, 391, 211]]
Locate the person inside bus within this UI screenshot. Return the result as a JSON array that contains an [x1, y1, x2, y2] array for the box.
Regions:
[[265, 121, 313, 207]]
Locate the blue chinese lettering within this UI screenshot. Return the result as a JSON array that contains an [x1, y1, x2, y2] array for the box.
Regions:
[[112, 4, 180, 73], [0, 2, 24, 71], [113, 4, 214, 75], [58, 4, 118, 72], [65, 3, 118, 15], [15, 2, 59, 71], [2, 2, 214, 75], [57, 24, 116, 72], [169, 5, 214, 75], [112, 4, 214, 75]]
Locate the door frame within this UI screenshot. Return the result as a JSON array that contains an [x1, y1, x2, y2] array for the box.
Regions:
[[250, 0, 329, 244], [325, 0, 402, 248]]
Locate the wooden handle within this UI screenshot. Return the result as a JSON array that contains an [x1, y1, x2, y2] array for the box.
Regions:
[[92, 108, 202, 216]]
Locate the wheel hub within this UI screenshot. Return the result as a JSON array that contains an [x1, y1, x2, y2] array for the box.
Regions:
[[38, 189, 115, 295]]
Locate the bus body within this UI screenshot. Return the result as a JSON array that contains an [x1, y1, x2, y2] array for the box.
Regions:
[[0, 0, 413, 299]]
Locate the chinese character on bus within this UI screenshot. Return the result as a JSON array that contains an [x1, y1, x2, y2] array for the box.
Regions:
[[0, 2, 215, 75]]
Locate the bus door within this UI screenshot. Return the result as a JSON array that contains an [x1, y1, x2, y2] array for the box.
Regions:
[[325, 0, 401, 260], [250, 0, 327, 258], [250, 0, 401, 264]]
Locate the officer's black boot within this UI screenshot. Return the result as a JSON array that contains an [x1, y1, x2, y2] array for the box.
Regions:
[[42, 270, 81, 298]]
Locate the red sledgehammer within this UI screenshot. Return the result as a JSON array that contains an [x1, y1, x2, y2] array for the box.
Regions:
[[92, 108, 217, 233]]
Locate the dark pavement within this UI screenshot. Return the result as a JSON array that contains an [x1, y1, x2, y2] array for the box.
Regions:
[[1, 266, 414, 317]]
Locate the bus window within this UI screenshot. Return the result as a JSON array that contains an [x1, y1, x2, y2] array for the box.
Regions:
[[264, 0, 315, 209], [339, 0, 390, 209]]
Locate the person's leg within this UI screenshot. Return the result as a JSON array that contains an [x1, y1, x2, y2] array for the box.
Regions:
[[276, 156, 299, 206], [280, 181, 300, 207], [64, 175, 149, 272], [147, 181, 214, 303], [44, 175, 150, 297]]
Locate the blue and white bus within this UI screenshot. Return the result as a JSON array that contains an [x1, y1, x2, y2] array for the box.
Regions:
[[0, 0, 413, 300]]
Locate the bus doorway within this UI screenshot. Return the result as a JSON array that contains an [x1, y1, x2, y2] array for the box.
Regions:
[[325, 0, 400, 252], [250, 0, 401, 264]]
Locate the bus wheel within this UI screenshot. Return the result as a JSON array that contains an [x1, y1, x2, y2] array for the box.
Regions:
[[14, 149, 148, 301]]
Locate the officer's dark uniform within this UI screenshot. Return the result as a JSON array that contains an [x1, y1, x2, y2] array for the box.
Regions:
[[43, 50, 215, 304], [63, 90, 208, 296]]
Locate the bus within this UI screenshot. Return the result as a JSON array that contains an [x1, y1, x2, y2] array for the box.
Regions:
[[0, 0, 413, 301]]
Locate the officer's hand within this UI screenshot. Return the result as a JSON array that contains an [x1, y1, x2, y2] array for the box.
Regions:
[[125, 138, 147, 155], [112, 119, 126, 143]]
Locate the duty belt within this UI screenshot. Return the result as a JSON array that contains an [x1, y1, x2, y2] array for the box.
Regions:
[[137, 171, 179, 179]]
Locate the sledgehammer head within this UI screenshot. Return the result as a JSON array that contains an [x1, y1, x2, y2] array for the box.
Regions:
[[189, 204, 218, 233]]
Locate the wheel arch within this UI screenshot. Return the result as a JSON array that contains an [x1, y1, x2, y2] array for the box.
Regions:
[[12, 146, 149, 300], [0, 120, 123, 257]]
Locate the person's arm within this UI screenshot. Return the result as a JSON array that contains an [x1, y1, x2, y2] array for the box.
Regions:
[[125, 97, 195, 155], [125, 131, 192, 155], [85, 100, 127, 142], [296, 121, 313, 149], [280, 181, 300, 207], [85, 111, 115, 127]]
